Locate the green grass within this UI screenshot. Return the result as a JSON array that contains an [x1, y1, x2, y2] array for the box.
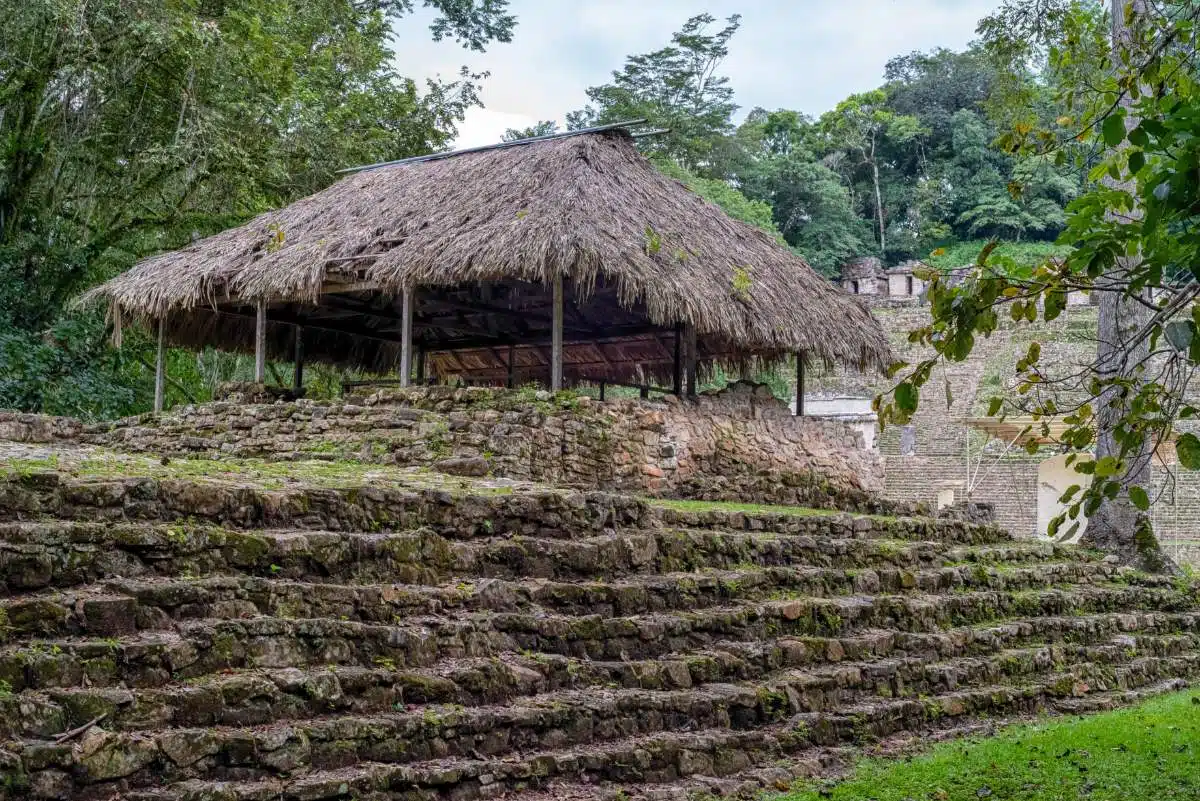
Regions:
[[0, 451, 519, 496], [648, 497, 905, 523], [925, 239, 1072, 272], [781, 688, 1200, 801], [649, 498, 839, 518]]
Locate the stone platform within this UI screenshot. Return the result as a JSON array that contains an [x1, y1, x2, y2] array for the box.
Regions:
[[0, 434, 1195, 800], [18, 383, 895, 513]]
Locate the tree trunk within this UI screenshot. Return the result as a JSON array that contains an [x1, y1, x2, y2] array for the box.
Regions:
[[870, 132, 886, 253], [1083, 0, 1174, 573]]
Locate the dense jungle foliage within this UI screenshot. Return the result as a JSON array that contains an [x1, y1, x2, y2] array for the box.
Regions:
[[0, 1, 1094, 417]]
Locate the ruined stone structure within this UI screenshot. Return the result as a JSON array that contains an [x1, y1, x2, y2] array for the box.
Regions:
[[809, 299, 1200, 565], [1, 387, 1199, 800], [838, 256, 888, 296], [839, 258, 926, 301], [70, 383, 885, 514]]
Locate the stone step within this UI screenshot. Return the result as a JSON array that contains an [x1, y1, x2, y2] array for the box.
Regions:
[[0, 518, 1094, 594], [393, 584, 1191, 662], [5, 597, 1198, 702], [653, 507, 1010, 547], [0, 473, 1004, 546], [631, 679, 1194, 801], [81, 668, 1196, 801], [0, 559, 1134, 641], [0, 472, 650, 539], [19, 651, 1200, 792], [7, 632, 1194, 743]]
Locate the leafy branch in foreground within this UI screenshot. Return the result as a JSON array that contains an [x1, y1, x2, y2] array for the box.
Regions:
[[878, 0, 1200, 574]]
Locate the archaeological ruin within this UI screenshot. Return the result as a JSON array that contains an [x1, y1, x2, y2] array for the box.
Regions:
[[817, 261, 1200, 566], [1, 125, 1199, 801]]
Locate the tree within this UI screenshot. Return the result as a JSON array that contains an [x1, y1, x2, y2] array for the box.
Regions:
[[502, 121, 560, 141], [656, 160, 778, 236], [818, 90, 925, 254], [877, 0, 1200, 572], [566, 14, 741, 174], [733, 109, 873, 274], [0, 0, 514, 417], [885, 47, 996, 147], [1087, 0, 1156, 566]]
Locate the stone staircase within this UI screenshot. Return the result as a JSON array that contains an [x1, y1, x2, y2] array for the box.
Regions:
[[1, 467, 1197, 801]]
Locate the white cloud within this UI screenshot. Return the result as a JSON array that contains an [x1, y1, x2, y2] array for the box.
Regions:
[[391, 0, 1002, 148], [454, 108, 542, 148]]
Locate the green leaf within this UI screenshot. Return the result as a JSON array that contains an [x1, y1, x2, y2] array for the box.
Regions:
[[1102, 113, 1126, 147], [895, 382, 918, 414], [1128, 150, 1145, 174], [1044, 290, 1066, 321], [1129, 485, 1150, 511], [1177, 433, 1200, 470], [987, 396, 1003, 417], [1094, 456, 1121, 478], [1165, 320, 1194, 352], [1140, 118, 1167, 137]]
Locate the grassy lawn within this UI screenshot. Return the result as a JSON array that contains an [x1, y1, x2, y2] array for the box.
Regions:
[[781, 688, 1200, 801]]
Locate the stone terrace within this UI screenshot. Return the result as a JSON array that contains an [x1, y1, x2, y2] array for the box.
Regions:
[[72, 383, 886, 512], [0, 436, 1197, 801]]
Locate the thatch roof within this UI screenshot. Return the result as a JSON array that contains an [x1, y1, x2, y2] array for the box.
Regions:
[[82, 128, 891, 381]]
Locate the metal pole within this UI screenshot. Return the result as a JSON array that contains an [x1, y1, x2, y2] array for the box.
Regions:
[[551, 274, 564, 391], [154, 318, 166, 413], [684, 324, 697, 398], [399, 286, 414, 387], [795, 351, 806, 416], [293, 325, 304, 392], [254, 300, 267, 384]]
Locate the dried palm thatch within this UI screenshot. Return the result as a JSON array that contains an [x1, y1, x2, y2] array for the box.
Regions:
[[81, 128, 891, 381]]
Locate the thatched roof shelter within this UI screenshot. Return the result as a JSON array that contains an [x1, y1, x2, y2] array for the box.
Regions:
[[83, 125, 890, 400]]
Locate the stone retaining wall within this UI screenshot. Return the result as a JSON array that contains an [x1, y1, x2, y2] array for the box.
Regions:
[[79, 382, 892, 511], [0, 412, 84, 444]]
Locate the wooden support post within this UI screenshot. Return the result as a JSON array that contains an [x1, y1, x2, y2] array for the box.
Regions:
[[154, 318, 166, 414], [684, 324, 697, 398], [551, 274, 564, 391], [254, 300, 267, 384], [293, 325, 304, 392], [416, 346, 426, 384], [506, 344, 516, 389], [399, 286, 414, 387], [599, 382, 606, 402], [640, 384, 650, 399], [795, 351, 806, 416], [672, 323, 683, 396]]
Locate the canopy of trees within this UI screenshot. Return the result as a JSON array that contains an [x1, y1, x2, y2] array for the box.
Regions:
[[0, 0, 514, 417], [566, 17, 1083, 275], [0, 4, 1087, 417]]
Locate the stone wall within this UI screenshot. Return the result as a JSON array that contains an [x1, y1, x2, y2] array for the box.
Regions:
[[809, 302, 1200, 560], [84, 382, 890, 510], [0, 412, 84, 444]]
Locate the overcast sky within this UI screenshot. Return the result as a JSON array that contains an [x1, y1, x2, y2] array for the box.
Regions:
[[391, 1, 1003, 149]]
